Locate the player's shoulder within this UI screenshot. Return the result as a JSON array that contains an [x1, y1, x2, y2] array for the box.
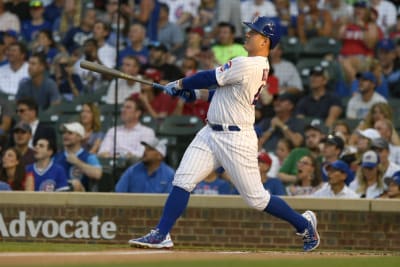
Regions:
[[230, 56, 268, 68]]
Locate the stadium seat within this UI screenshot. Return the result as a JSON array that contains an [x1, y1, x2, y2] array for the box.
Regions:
[[301, 37, 342, 58], [44, 101, 82, 115], [280, 36, 303, 64], [140, 115, 159, 132]]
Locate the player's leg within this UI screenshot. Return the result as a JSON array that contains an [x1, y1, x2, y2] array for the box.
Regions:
[[129, 128, 218, 248], [214, 131, 319, 251]]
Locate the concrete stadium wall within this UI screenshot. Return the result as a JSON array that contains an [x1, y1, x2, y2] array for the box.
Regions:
[[0, 192, 399, 251]]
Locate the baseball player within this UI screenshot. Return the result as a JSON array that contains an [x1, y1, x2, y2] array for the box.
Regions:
[[129, 16, 320, 252]]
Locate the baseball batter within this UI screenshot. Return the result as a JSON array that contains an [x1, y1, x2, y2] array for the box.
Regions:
[[129, 16, 320, 252]]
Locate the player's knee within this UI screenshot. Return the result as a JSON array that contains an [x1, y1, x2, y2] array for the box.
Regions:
[[243, 194, 271, 211], [172, 179, 196, 192]]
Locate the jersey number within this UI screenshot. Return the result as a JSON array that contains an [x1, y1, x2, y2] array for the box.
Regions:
[[251, 68, 268, 105]]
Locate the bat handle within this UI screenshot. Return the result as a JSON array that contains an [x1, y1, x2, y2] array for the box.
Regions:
[[152, 83, 165, 91]]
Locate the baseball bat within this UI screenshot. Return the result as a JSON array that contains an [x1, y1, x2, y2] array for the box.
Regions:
[[79, 60, 165, 91]]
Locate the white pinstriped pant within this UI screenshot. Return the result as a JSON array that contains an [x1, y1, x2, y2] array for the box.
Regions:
[[173, 125, 271, 211]]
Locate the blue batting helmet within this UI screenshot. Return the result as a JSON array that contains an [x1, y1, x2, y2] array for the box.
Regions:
[[243, 16, 281, 49]]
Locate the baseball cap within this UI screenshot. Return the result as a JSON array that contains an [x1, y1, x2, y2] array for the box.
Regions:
[[13, 121, 32, 133], [310, 66, 329, 79], [147, 41, 168, 52], [361, 150, 379, 168], [29, 0, 43, 8], [358, 71, 377, 84], [258, 152, 272, 165], [61, 122, 85, 138], [4, 30, 18, 39], [326, 160, 351, 174], [371, 137, 389, 150], [141, 137, 167, 157], [357, 128, 381, 140], [353, 0, 367, 8], [189, 27, 205, 37], [277, 92, 296, 105], [323, 134, 345, 152], [384, 172, 400, 186], [304, 119, 329, 135], [144, 68, 162, 83], [377, 39, 395, 52], [0, 181, 11, 191]]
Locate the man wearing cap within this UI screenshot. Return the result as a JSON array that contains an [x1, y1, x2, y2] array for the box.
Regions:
[[321, 134, 348, 183], [278, 119, 327, 184], [21, 0, 51, 43], [115, 137, 174, 193], [257, 93, 304, 152], [55, 122, 102, 192], [346, 71, 387, 119], [296, 66, 343, 127], [371, 137, 400, 180], [376, 39, 400, 97], [312, 160, 359, 198], [12, 121, 35, 169], [0, 0, 20, 33], [355, 128, 381, 159], [381, 173, 400, 199]]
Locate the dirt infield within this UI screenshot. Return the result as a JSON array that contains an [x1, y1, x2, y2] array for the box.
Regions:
[[1, 249, 398, 266]]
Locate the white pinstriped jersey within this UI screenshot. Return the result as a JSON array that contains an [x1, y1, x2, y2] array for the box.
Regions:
[[207, 56, 269, 127]]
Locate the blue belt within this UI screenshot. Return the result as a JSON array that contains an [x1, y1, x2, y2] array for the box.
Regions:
[[209, 123, 241, 132]]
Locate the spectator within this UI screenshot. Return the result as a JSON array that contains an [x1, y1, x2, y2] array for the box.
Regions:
[[16, 52, 61, 110], [0, 181, 11, 191], [21, 0, 51, 43], [333, 120, 357, 157], [105, 55, 142, 104], [297, 0, 333, 44], [376, 39, 400, 98], [52, 0, 82, 41], [240, 0, 278, 24], [16, 98, 56, 148], [371, 137, 400, 179], [44, 0, 64, 28], [0, 96, 13, 135], [323, 0, 352, 33], [382, 173, 400, 199], [25, 136, 69, 192], [80, 103, 104, 155], [12, 122, 35, 169], [355, 128, 381, 158], [371, 0, 397, 35], [275, 137, 294, 168], [257, 93, 305, 152], [211, 22, 247, 65], [274, 0, 297, 36], [118, 23, 149, 66], [257, 152, 286, 196], [53, 53, 84, 101], [287, 155, 322, 196], [93, 20, 116, 69], [184, 27, 204, 60], [62, 8, 95, 55], [0, 42, 29, 95], [4, 0, 31, 22], [321, 134, 347, 182], [296, 66, 343, 127], [312, 160, 359, 198], [160, 0, 200, 27], [278, 120, 328, 184], [269, 44, 303, 94], [98, 97, 156, 160], [31, 29, 59, 65], [215, 0, 243, 40], [374, 119, 400, 165], [0, 0, 21, 32], [0, 147, 33, 190], [346, 72, 387, 119], [115, 137, 174, 193], [157, 3, 184, 56], [55, 122, 102, 192], [349, 150, 384, 198]]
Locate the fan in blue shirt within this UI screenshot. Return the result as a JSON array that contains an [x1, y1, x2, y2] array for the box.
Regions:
[[115, 137, 174, 193]]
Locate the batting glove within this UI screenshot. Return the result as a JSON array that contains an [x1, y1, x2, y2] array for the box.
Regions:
[[176, 89, 197, 103], [164, 80, 182, 96]]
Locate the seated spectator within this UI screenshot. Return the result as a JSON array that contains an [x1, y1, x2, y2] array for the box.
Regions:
[[52, 0, 82, 41], [371, 137, 400, 179], [105, 55, 142, 104], [93, 20, 116, 69], [53, 53, 84, 101], [346, 72, 386, 119], [0, 42, 29, 95], [321, 134, 347, 183], [274, 138, 294, 172], [80, 103, 104, 154], [374, 119, 400, 165], [31, 29, 59, 65], [0, 97, 13, 135], [4, 0, 30, 22], [25, 137, 69, 192], [240, 0, 278, 25], [355, 128, 381, 160], [376, 39, 400, 98], [12, 122, 35, 168], [257, 93, 304, 152], [211, 22, 247, 65], [333, 120, 357, 156], [0, 0, 21, 32], [16, 52, 61, 111], [115, 137, 174, 193], [287, 155, 322, 196], [184, 27, 204, 60], [0, 147, 33, 190], [98, 97, 156, 160], [193, 168, 234, 195], [157, 3, 184, 56], [118, 23, 149, 66], [274, 0, 298, 36], [296, 66, 343, 127], [257, 152, 286, 196], [323, 0, 352, 34], [21, 0, 51, 43], [43, 0, 63, 28], [55, 122, 102, 192], [312, 160, 359, 198], [371, 0, 396, 36], [381, 173, 400, 199], [297, 0, 333, 44], [350, 150, 384, 198]]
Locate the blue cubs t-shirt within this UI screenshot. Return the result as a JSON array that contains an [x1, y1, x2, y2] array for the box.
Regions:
[[26, 160, 69, 192]]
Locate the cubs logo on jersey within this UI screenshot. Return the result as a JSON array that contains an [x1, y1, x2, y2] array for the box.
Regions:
[[219, 60, 232, 72]]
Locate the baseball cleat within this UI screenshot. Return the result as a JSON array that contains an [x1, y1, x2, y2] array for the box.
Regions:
[[129, 229, 174, 249], [298, 210, 320, 252]]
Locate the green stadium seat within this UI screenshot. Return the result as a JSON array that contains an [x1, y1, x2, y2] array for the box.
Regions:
[[280, 36, 303, 64], [301, 37, 342, 58]]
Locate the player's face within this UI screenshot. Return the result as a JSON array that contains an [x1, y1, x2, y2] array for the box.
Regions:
[[244, 30, 266, 53], [34, 139, 51, 160]]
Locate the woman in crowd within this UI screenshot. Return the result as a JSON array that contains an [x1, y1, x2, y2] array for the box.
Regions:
[[31, 29, 59, 65], [275, 138, 294, 168], [0, 148, 32, 190], [80, 103, 104, 154], [287, 155, 323, 196]]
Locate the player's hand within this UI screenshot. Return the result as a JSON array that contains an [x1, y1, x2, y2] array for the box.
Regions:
[[176, 89, 196, 103], [164, 80, 181, 96]]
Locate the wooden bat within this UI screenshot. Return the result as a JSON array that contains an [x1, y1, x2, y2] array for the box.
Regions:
[[79, 60, 165, 90]]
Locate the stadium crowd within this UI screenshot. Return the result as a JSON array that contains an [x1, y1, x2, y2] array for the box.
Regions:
[[0, 0, 400, 199]]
